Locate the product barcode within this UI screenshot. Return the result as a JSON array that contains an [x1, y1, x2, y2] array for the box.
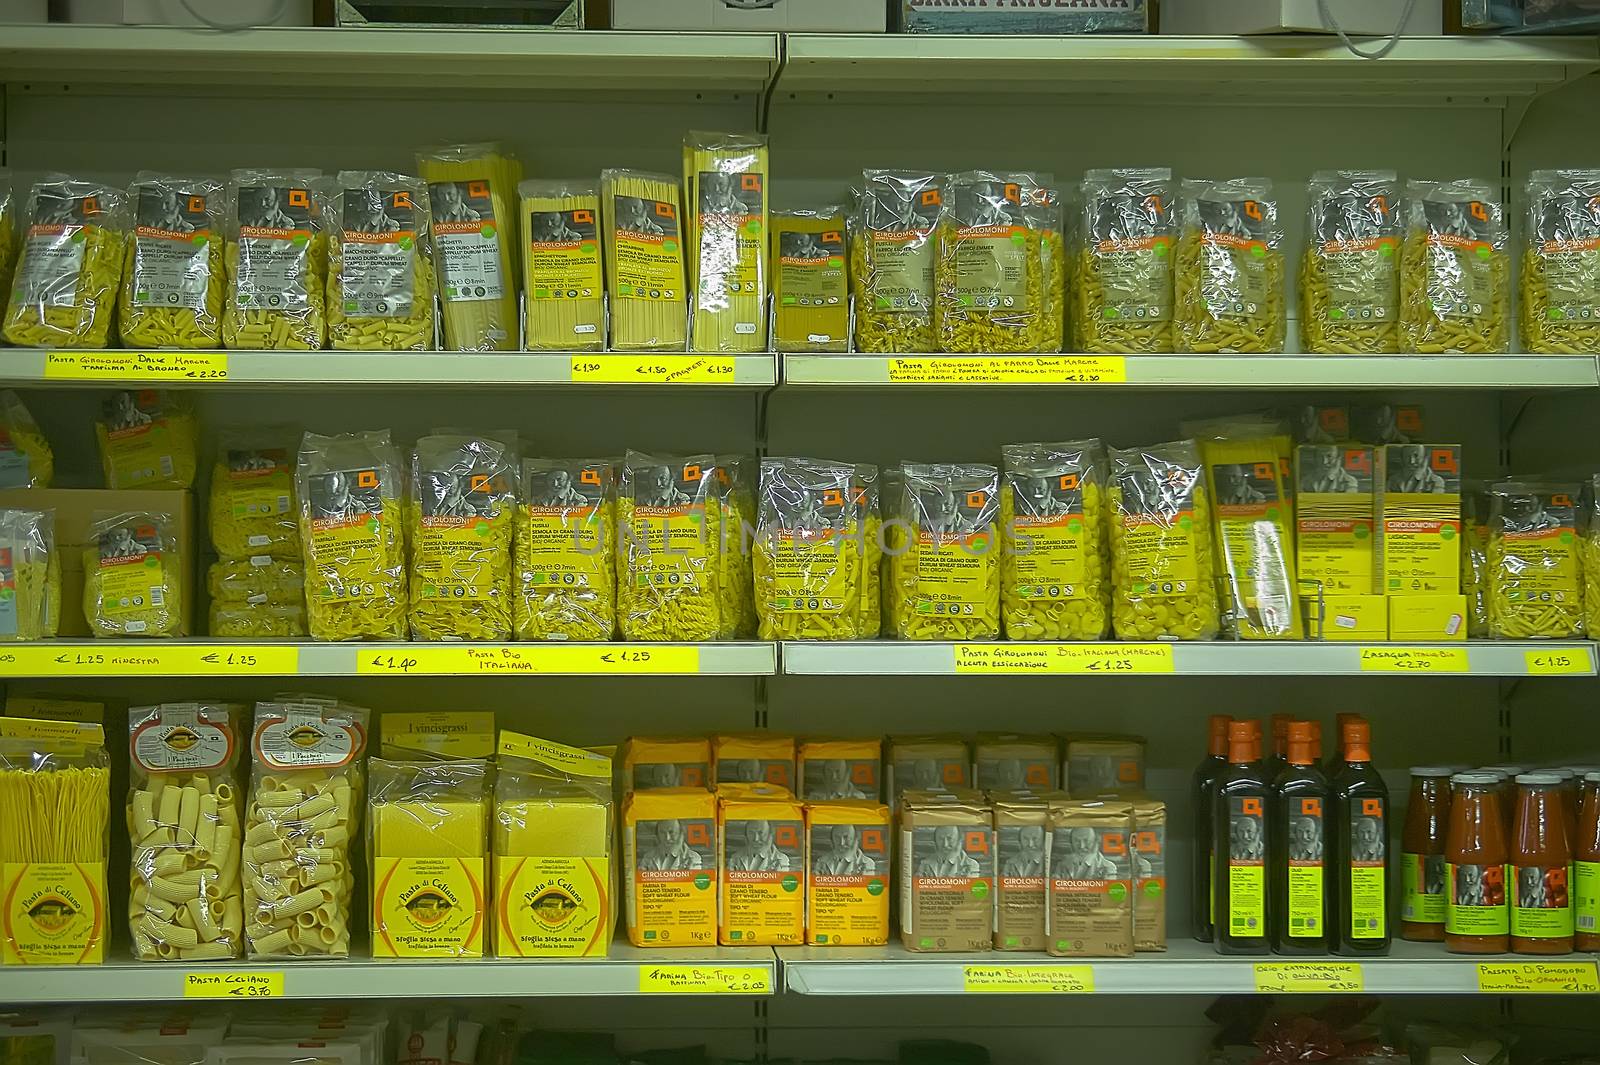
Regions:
[[276, 495, 290, 514], [1580, 915, 1596, 930], [160, 455, 174, 477], [150, 586, 165, 607]]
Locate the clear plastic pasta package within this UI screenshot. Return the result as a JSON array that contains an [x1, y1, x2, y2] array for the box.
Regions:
[[1300, 170, 1403, 354], [754, 456, 865, 641], [602, 167, 688, 352], [1031, 181, 1067, 355], [1108, 440, 1220, 640], [515, 458, 617, 642], [1198, 433, 1302, 639], [1463, 481, 1491, 638], [408, 433, 517, 642], [855, 463, 883, 639], [1, 175, 129, 349], [1487, 479, 1585, 639], [71, 1014, 228, 1065], [0, 509, 59, 642], [854, 170, 941, 353], [126, 702, 246, 961], [83, 510, 183, 638], [94, 389, 199, 491], [936, 171, 1046, 353], [1587, 475, 1600, 639], [1075, 168, 1177, 354], [206, 557, 307, 638], [223, 169, 329, 351], [1173, 177, 1286, 354], [999, 440, 1110, 641], [686, 130, 770, 353], [208, 427, 299, 559], [243, 698, 370, 960], [519, 179, 604, 352], [118, 173, 225, 350], [771, 205, 850, 353], [328, 169, 436, 351], [298, 430, 408, 641], [418, 143, 522, 352], [890, 462, 1001, 641], [1400, 178, 1510, 354], [1521, 168, 1600, 354], [713, 453, 756, 640], [0, 390, 53, 490], [616, 451, 724, 641]]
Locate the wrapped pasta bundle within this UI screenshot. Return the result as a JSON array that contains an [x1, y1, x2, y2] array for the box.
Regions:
[[1521, 168, 1600, 354], [890, 463, 1001, 641], [617, 452, 724, 641], [407, 434, 516, 642], [936, 171, 1046, 353], [0, 391, 52, 490], [1487, 480, 1585, 639], [515, 458, 617, 641], [298, 430, 407, 641], [1000, 440, 1110, 641], [127, 702, 246, 961], [602, 168, 687, 352], [686, 130, 770, 353], [754, 457, 865, 641], [772, 207, 849, 353], [209, 431, 299, 559], [0, 509, 58, 642], [418, 144, 521, 352], [94, 390, 198, 491], [117, 173, 225, 349], [1399, 178, 1510, 354], [1, 176, 128, 349], [1074, 168, 1176, 354], [1300, 170, 1403, 354], [1199, 435, 1302, 639], [207, 557, 306, 638], [519, 180, 604, 351], [714, 454, 756, 640], [222, 169, 328, 350], [853, 170, 941, 353], [1173, 178, 1286, 353], [327, 170, 435, 351], [1108, 441, 1219, 640], [243, 699, 369, 960], [83, 511, 182, 638]]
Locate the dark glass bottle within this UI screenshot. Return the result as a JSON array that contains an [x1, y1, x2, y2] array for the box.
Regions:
[[1262, 713, 1291, 787], [1213, 719, 1271, 955], [1271, 720, 1329, 954], [1191, 714, 1231, 943], [1329, 718, 1391, 956]]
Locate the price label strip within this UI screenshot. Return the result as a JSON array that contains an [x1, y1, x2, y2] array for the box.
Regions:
[[638, 965, 772, 994], [1524, 648, 1594, 675], [885, 356, 1126, 385], [963, 964, 1094, 993], [1358, 647, 1469, 674], [1254, 962, 1364, 993], [570, 355, 737, 385], [44, 351, 229, 382], [1477, 961, 1599, 994], [952, 643, 1174, 675], [0, 645, 299, 677], [183, 972, 283, 999], [359, 645, 701, 676]]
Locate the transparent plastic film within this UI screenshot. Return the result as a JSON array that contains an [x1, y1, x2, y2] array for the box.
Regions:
[[1521, 169, 1600, 353], [1400, 178, 1510, 354], [714, 454, 756, 640], [603, 168, 687, 352], [223, 169, 328, 350], [1463, 484, 1492, 637], [407, 433, 517, 642], [515, 458, 616, 641], [94, 389, 198, 491], [1300, 170, 1402, 354], [1488, 480, 1585, 639], [1108, 440, 1220, 640], [328, 170, 435, 351], [936, 171, 1046, 353], [417, 144, 521, 352], [1174, 178, 1286, 354], [754, 457, 865, 641], [617, 452, 723, 641], [1, 175, 129, 349], [117, 173, 225, 349], [855, 464, 884, 639], [1074, 168, 1176, 354], [209, 427, 299, 559], [1199, 435, 1302, 639], [0, 509, 59, 642], [686, 130, 769, 353], [83, 510, 182, 638], [1033, 183, 1067, 354], [0, 391, 53, 490], [772, 206, 849, 353], [891, 463, 1001, 640], [297, 430, 407, 641], [1000, 440, 1110, 640], [519, 179, 604, 352], [853, 170, 941, 353]]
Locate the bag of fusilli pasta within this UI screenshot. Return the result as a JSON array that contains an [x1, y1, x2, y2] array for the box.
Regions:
[[1521, 169, 1600, 354], [1173, 178, 1286, 354], [1399, 178, 1510, 354], [617, 451, 724, 641], [889, 463, 1001, 641], [407, 433, 517, 642], [515, 458, 617, 641]]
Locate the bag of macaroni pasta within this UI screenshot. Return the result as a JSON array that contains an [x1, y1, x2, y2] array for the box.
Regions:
[[209, 429, 299, 560], [127, 702, 246, 961], [297, 431, 407, 642], [117, 173, 225, 349], [83, 510, 182, 638], [0, 509, 59, 642], [223, 169, 329, 351], [1, 175, 129, 349], [1300, 170, 1403, 354], [207, 557, 307, 638], [1173, 178, 1286, 353], [94, 390, 198, 491], [243, 698, 369, 960], [1000, 441, 1110, 641], [1521, 169, 1600, 354], [714, 454, 756, 640], [327, 170, 435, 351], [935, 171, 1045, 353], [515, 458, 616, 641], [0, 391, 52, 489], [407, 433, 517, 642], [1487, 480, 1585, 640], [1108, 441, 1220, 640], [853, 170, 941, 353], [754, 457, 865, 641], [890, 463, 1001, 641], [616, 451, 723, 642], [1074, 168, 1177, 354], [1399, 178, 1510, 354]]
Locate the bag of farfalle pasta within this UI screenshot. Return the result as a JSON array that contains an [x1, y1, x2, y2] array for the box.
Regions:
[[1521, 169, 1600, 354], [297, 431, 407, 641], [617, 451, 724, 641], [0, 509, 59, 642], [754, 457, 867, 641], [407, 434, 517, 642], [515, 459, 617, 641]]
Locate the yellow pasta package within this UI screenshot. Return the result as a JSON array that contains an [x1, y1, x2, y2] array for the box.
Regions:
[[1521, 169, 1600, 354], [625, 735, 710, 793], [603, 168, 688, 351], [83, 511, 183, 638], [0, 391, 52, 490], [714, 732, 796, 792], [936, 171, 1045, 353], [118, 173, 225, 349], [209, 430, 299, 559], [243, 698, 369, 960], [407, 434, 517, 642], [855, 464, 883, 639], [0, 173, 14, 308], [1032, 182, 1067, 354], [206, 557, 306, 638], [1300, 170, 1402, 354], [298, 430, 408, 642], [890, 463, 1001, 641], [1000, 440, 1111, 640], [1585, 476, 1600, 639], [127, 702, 245, 961], [0, 510, 59, 642], [1174, 178, 1286, 354], [617, 451, 723, 641], [1487, 480, 1585, 640], [1199, 436, 1302, 639], [418, 144, 521, 352], [1, 176, 128, 349], [754, 457, 865, 641], [772, 207, 849, 353], [519, 179, 604, 352], [853, 170, 940, 353], [1400, 178, 1510, 354], [686, 130, 769, 353], [223, 170, 328, 351], [1074, 168, 1176, 354], [94, 390, 197, 491], [1463, 483, 1491, 638], [1108, 440, 1219, 640], [714, 454, 756, 640], [515, 458, 616, 641], [327, 170, 436, 351]]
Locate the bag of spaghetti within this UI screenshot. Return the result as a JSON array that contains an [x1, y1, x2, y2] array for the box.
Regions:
[[754, 457, 866, 641], [890, 463, 1001, 641], [1108, 441, 1220, 640], [419, 143, 521, 352], [207, 557, 306, 638], [520, 179, 604, 352], [0, 509, 59, 642], [515, 458, 616, 642], [94, 390, 198, 491], [1399, 178, 1510, 354], [602, 168, 687, 352], [1074, 168, 1177, 354], [83, 511, 183, 638], [1000, 441, 1110, 641], [1300, 170, 1402, 354], [0, 716, 110, 965], [127, 702, 246, 961], [616, 452, 724, 641], [686, 130, 769, 353], [117, 173, 225, 349], [714, 454, 756, 639], [1, 175, 129, 349], [1521, 169, 1600, 353], [772, 206, 849, 353], [1487, 480, 1585, 640], [327, 170, 435, 351], [1198, 435, 1302, 640], [0, 391, 52, 489], [297, 430, 407, 642], [853, 170, 941, 353], [209, 428, 299, 560], [408, 434, 517, 642], [222, 169, 328, 350], [1173, 178, 1286, 354]]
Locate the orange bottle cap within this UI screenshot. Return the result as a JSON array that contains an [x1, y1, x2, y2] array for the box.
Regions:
[[1286, 721, 1315, 766], [1342, 719, 1372, 762]]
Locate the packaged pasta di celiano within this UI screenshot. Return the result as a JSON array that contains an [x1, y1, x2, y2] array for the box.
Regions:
[[1300, 170, 1402, 354], [118, 173, 226, 349], [1521, 169, 1600, 354], [1173, 178, 1286, 353], [223, 169, 328, 350], [328, 170, 435, 351], [1, 176, 129, 349], [1399, 178, 1509, 354], [1074, 168, 1177, 354], [297, 431, 407, 641], [407, 433, 517, 642]]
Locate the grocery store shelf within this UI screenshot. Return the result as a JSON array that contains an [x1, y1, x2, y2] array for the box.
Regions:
[[780, 354, 1600, 390], [777, 940, 1600, 996], [777, 34, 1600, 102], [779, 640, 1598, 677]]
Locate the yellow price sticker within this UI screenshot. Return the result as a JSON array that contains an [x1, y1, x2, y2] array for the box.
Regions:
[[570, 355, 737, 384], [638, 965, 771, 994], [1477, 961, 1599, 994], [1254, 962, 1364, 993], [1525, 648, 1593, 675], [953, 643, 1174, 674], [0, 645, 299, 677], [359, 645, 701, 676], [183, 971, 283, 999], [45, 350, 229, 383], [886, 356, 1126, 385], [1358, 647, 1469, 674], [963, 964, 1094, 993]]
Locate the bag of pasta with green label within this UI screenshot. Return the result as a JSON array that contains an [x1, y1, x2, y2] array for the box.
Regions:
[[1174, 178, 1286, 354], [1488, 480, 1585, 640], [936, 171, 1045, 354], [407, 434, 517, 642], [297, 430, 407, 642], [94, 390, 198, 491], [1300, 170, 1402, 354], [1000, 441, 1110, 641], [516, 458, 617, 642], [853, 170, 941, 353], [118, 173, 225, 350], [890, 463, 1001, 641], [223, 169, 329, 351], [84, 510, 182, 638], [0, 509, 58, 642], [754, 457, 865, 641], [328, 170, 436, 351], [1521, 169, 1600, 354], [1108, 441, 1219, 641], [2, 175, 129, 349], [209, 428, 299, 560], [0, 390, 53, 490], [1074, 168, 1176, 354], [1399, 178, 1509, 354], [617, 451, 723, 642], [714, 453, 756, 640]]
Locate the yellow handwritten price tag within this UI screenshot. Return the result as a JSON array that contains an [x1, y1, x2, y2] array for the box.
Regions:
[[963, 964, 1094, 993], [1525, 648, 1593, 675], [638, 965, 771, 994], [1358, 647, 1469, 674], [359, 645, 701, 676], [570, 355, 737, 384], [953, 643, 1173, 674], [183, 971, 283, 999], [1477, 961, 1599, 994], [45, 351, 228, 382], [1254, 962, 1364, 993], [886, 356, 1126, 385], [0, 645, 298, 677]]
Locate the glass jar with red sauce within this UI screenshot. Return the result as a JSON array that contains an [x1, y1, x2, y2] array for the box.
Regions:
[[1401, 766, 1452, 942], [1446, 772, 1508, 954], [1577, 771, 1600, 952], [1510, 773, 1573, 955]]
